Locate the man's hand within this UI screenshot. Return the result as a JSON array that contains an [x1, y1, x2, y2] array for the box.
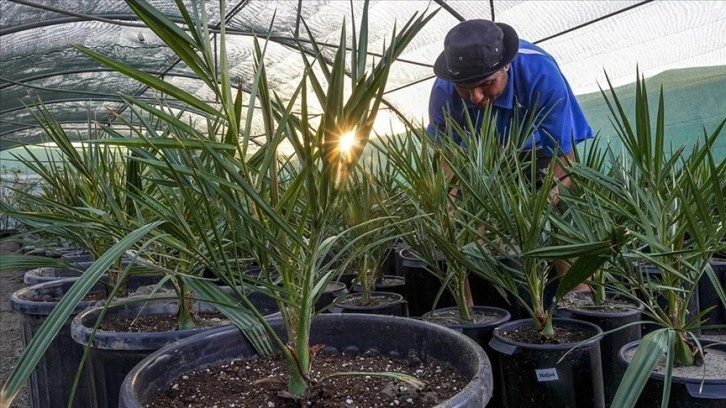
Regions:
[[549, 184, 561, 206]]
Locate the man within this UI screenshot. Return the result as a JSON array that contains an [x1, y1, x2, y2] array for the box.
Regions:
[[428, 19, 593, 201], [428, 19, 593, 303]]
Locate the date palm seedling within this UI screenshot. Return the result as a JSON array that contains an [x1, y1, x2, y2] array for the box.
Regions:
[[430, 103, 630, 338], [8, 0, 439, 403], [380, 98, 630, 330], [377, 127, 483, 322], [570, 72, 726, 408], [334, 149, 406, 306], [0, 103, 200, 407]]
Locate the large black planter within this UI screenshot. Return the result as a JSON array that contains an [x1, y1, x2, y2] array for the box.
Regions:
[[10, 278, 107, 408], [424, 306, 511, 408], [618, 339, 726, 407], [70, 298, 233, 408], [328, 291, 408, 316], [119, 313, 495, 407], [555, 292, 643, 406], [489, 317, 605, 408]]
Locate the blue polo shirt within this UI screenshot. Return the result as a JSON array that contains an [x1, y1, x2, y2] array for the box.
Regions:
[[427, 40, 593, 157]]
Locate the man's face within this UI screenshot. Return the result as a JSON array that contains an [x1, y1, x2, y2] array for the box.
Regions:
[[453, 65, 509, 108]]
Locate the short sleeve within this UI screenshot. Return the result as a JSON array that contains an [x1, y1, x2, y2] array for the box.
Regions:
[[427, 79, 465, 143], [516, 53, 593, 157]]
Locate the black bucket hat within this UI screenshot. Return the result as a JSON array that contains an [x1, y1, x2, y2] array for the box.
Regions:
[[433, 19, 519, 83]]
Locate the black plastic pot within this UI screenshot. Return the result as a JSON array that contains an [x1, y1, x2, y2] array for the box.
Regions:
[[468, 274, 518, 317], [0, 228, 20, 238], [19, 261, 162, 290], [221, 282, 338, 315], [618, 339, 726, 407], [466, 254, 564, 323], [699, 257, 726, 333], [328, 291, 408, 316], [376, 274, 406, 298], [381, 244, 402, 276], [70, 298, 232, 408], [350, 274, 406, 297], [315, 281, 348, 312], [24, 263, 94, 285], [423, 306, 511, 347], [60, 251, 93, 263], [10, 278, 107, 408], [398, 247, 455, 317], [220, 286, 280, 316], [424, 306, 511, 408], [119, 313, 495, 407], [489, 317, 606, 408], [555, 292, 643, 406], [335, 271, 358, 290]]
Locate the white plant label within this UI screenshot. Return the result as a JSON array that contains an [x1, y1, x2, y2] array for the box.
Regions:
[[535, 368, 559, 382]]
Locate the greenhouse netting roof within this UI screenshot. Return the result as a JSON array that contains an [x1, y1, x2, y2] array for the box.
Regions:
[[1, 0, 724, 152]]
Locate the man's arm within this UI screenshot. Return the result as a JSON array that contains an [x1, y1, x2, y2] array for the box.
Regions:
[[549, 150, 575, 206]]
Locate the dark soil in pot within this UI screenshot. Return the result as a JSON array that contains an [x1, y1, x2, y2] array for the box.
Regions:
[[556, 290, 643, 406], [149, 350, 468, 407], [120, 314, 494, 408], [328, 291, 408, 316], [98, 310, 228, 332]]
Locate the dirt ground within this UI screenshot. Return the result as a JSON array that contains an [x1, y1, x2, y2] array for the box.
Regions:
[[0, 240, 30, 408]]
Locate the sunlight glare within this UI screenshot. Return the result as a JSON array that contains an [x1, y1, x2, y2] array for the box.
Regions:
[[339, 131, 356, 155]]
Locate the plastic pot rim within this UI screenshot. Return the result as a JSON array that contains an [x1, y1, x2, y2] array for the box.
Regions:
[[492, 317, 604, 350]]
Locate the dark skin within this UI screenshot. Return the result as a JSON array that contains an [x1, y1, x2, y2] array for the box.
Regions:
[[448, 66, 586, 307]]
